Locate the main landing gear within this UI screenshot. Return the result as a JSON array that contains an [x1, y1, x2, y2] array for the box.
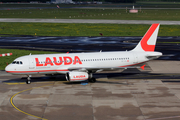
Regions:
[[88, 77, 96, 83], [87, 72, 96, 83], [26, 75, 31, 84]]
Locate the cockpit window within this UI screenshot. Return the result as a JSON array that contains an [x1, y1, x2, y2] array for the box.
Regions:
[[12, 61, 23, 65]]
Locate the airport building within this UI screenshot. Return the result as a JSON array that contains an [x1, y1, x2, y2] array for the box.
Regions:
[[51, 0, 74, 4]]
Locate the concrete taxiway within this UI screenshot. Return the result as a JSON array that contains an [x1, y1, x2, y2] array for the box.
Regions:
[[1, 60, 180, 120], [0, 18, 180, 25]]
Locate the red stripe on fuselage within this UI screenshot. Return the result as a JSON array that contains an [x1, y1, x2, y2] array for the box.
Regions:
[[6, 69, 69, 73]]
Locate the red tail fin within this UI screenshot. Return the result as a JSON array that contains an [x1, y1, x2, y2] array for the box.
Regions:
[[132, 24, 160, 52]]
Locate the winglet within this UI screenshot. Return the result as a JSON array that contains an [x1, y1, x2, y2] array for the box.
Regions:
[[132, 24, 160, 52]]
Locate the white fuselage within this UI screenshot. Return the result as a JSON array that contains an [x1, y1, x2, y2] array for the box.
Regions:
[[5, 24, 163, 83], [5, 51, 162, 75]]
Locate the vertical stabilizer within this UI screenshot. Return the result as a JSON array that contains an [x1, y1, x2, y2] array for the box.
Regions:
[[132, 24, 160, 52]]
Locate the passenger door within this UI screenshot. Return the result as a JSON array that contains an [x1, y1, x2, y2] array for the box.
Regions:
[[29, 57, 35, 69]]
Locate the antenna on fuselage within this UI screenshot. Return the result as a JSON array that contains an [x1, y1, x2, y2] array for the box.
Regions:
[[29, 53, 31, 55]]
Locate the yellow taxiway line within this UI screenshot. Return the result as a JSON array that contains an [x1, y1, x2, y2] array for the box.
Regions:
[[10, 84, 53, 120]]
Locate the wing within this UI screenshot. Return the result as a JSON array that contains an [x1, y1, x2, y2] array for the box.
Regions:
[[68, 63, 147, 73]]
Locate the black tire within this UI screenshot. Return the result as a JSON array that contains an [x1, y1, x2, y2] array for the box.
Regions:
[[89, 77, 96, 83], [26, 80, 31, 84]]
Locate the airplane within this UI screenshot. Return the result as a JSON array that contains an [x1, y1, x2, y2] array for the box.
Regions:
[[5, 23, 162, 84]]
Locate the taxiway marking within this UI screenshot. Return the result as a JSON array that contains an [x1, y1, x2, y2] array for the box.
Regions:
[[10, 84, 53, 120]]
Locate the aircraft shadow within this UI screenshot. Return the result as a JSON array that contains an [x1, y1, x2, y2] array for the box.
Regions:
[[3, 69, 180, 84]]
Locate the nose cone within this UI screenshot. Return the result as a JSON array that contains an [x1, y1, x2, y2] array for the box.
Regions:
[[5, 65, 12, 73]]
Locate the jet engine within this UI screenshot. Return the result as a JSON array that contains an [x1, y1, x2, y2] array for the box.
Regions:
[[66, 71, 89, 82]]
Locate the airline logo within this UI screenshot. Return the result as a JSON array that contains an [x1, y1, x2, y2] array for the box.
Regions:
[[140, 23, 159, 51], [35, 56, 82, 66], [73, 75, 86, 79]]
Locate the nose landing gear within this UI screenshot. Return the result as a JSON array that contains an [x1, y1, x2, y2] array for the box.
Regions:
[[26, 75, 31, 84]]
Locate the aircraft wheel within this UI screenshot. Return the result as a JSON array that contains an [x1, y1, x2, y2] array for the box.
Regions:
[[26, 80, 31, 84], [89, 77, 96, 83], [26, 75, 31, 84]]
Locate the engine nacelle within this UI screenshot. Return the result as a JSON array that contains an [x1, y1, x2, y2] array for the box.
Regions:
[[66, 71, 89, 82]]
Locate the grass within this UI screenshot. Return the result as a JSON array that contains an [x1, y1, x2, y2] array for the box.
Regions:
[[0, 9, 180, 21], [1, 2, 180, 8], [0, 23, 180, 36], [0, 48, 58, 70]]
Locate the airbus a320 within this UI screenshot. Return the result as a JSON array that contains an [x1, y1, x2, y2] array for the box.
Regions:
[[5, 24, 162, 84]]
